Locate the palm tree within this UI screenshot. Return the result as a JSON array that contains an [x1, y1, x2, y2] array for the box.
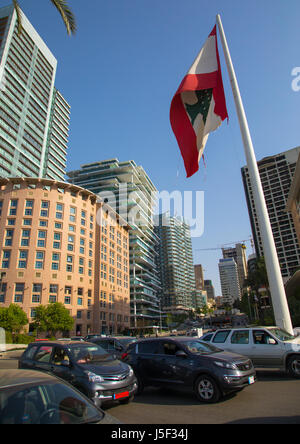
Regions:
[[12, 0, 76, 35]]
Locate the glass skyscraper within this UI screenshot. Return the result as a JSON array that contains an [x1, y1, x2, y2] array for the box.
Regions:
[[67, 159, 162, 330], [155, 213, 196, 312], [0, 5, 70, 181]]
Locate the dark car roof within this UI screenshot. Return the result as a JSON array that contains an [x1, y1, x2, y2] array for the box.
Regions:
[[0, 369, 58, 389], [138, 336, 192, 343], [29, 340, 95, 347]]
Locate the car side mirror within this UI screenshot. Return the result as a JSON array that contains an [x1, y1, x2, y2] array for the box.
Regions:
[[175, 350, 187, 358]]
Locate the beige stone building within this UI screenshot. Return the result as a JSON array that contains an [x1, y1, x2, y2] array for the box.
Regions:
[[0, 177, 130, 336]]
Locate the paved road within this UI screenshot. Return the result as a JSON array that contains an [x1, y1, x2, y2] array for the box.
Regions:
[[1, 351, 300, 424]]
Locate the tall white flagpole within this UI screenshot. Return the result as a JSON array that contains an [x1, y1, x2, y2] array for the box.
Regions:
[[216, 14, 294, 335]]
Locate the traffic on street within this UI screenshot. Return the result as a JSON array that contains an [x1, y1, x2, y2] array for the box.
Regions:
[[0, 334, 300, 425]]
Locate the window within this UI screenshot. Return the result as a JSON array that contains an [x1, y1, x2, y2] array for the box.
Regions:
[[14, 283, 24, 303], [231, 330, 249, 345], [35, 346, 54, 363], [32, 283, 42, 303], [253, 330, 277, 345], [52, 347, 70, 366], [2, 251, 10, 269], [162, 342, 181, 355], [20, 228, 30, 246], [65, 286, 72, 295], [49, 284, 58, 303], [0, 283, 7, 303], [5, 229, 13, 246], [212, 330, 231, 344], [18, 250, 28, 269], [137, 341, 161, 354], [9, 199, 18, 216], [36, 251, 44, 260]]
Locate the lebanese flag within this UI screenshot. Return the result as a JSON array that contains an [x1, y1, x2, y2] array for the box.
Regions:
[[170, 25, 228, 178]]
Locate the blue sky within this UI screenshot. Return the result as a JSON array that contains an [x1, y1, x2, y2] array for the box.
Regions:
[[14, 0, 300, 295]]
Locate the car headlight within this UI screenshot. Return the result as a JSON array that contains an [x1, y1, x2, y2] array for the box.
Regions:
[[214, 361, 237, 370], [85, 371, 105, 383], [128, 367, 134, 377]]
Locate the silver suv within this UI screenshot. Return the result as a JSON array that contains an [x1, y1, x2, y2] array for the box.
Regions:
[[201, 327, 300, 378]]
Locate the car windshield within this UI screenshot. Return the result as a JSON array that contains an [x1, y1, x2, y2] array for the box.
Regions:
[[68, 344, 110, 364], [0, 380, 103, 424], [268, 328, 295, 341], [183, 340, 222, 355]]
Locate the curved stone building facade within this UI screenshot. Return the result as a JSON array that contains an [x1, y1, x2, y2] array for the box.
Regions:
[[0, 177, 130, 336]]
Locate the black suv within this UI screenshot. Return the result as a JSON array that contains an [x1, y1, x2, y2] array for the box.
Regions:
[[19, 341, 137, 407], [122, 337, 256, 403]]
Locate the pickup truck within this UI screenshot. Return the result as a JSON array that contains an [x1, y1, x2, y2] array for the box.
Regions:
[[201, 327, 300, 378]]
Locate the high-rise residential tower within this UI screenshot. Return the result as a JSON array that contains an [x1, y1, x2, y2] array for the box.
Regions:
[[204, 280, 215, 300], [0, 5, 70, 181], [218, 258, 241, 306], [155, 214, 196, 313], [242, 147, 300, 282], [67, 159, 161, 330], [194, 264, 205, 290], [222, 243, 248, 290]]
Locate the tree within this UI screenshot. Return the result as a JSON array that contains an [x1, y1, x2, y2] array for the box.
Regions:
[[12, 0, 76, 35], [33, 303, 74, 337], [287, 287, 300, 327], [244, 256, 275, 325], [0, 304, 28, 338]]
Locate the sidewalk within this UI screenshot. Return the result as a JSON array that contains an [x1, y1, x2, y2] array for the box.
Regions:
[[0, 344, 27, 359]]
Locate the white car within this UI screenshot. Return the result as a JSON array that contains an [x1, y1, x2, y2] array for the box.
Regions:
[[201, 327, 300, 378]]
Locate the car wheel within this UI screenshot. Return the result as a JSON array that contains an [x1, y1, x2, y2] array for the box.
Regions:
[[287, 355, 300, 379], [195, 375, 221, 403]]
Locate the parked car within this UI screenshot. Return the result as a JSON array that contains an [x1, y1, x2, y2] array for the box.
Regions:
[[84, 334, 105, 341], [90, 336, 137, 359], [19, 341, 137, 407], [201, 327, 300, 378], [0, 369, 121, 424], [122, 337, 256, 403]]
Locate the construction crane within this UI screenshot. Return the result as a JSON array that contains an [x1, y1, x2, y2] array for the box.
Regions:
[[195, 237, 254, 253]]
